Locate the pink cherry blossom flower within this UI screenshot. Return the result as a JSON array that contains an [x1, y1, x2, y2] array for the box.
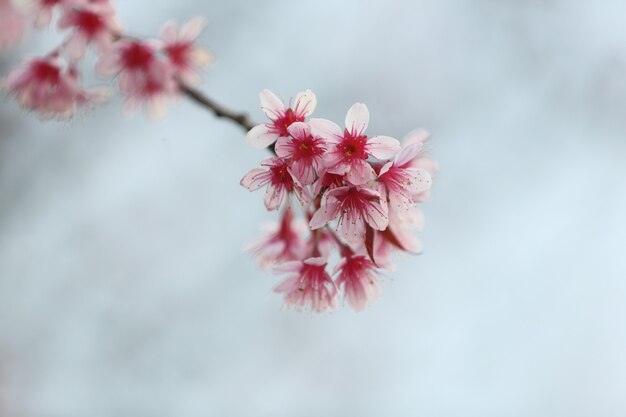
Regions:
[[309, 185, 388, 246], [245, 208, 306, 269], [0, 0, 28, 52], [58, 0, 121, 60], [3, 55, 108, 119], [246, 89, 316, 149], [309, 103, 400, 185], [334, 255, 380, 311], [377, 139, 432, 214], [159, 16, 213, 86], [273, 257, 337, 313], [275, 122, 327, 185], [240, 156, 311, 211], [96, 39, 176, 118]]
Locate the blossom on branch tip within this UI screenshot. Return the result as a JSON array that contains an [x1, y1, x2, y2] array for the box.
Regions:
[[310, 103, 400, 185], [240, 156, 311, 211], [3, 55, 108, 119], [246, 89, 317, 149], [273, 257, 337, 313], [159, 16, 213, 86]]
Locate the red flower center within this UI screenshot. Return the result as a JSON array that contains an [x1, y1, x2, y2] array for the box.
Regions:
[[270, 165, 294, 190], [120, 42, 154, 70], [272, 108, 304, 137], [338, 129, 368, 162], [165, 42, 191, 67], [74, 10, 105, 37], [32, 60, 61, 84]]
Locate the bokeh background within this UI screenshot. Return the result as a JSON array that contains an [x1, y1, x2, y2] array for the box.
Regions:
[[1, 0, 626, 416]]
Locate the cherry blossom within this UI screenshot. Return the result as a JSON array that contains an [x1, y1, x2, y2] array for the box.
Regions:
[[273, 257, 337, 313], [3, 55, 108, 119], [58, 0, 121, 60], [159, 16, 213, 86], [310, 103, 400, 185], [309, 185, 388, 246], [245, 208, 306, 269], [246, 89, 317, 149], [240, 156, 311, 211], [96, 39, 176, 118], [0, 0, 28, 52], [334, 254, 380, 311], [275, 122, 327, 185]]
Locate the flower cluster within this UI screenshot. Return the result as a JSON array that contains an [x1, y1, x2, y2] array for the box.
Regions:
[[1, 0, 212, 119], [242, 89, 437, 312]]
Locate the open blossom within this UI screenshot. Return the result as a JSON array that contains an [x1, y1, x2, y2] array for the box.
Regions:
[[0, 0, 28, 52], [246, 89, 317, 149], [275, 122, 327, 185], [335, 255, 380, 311], [273, 257, 337, 313], [377, 139, 432, 214], [3, 55, 108, 119], [96, 39, 176, 118], [58, 0, 121, 60], [310, 185, 388, 246], [159, 17, 213, 86], [310, 103, 400, 185], [240, 156, 311, 211], [245, 208, 306, 269]]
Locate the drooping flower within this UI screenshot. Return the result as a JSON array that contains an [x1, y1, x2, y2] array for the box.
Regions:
[[245, 208, 306, 269], [58, 0, 121, 60], [240, 156, 311, 211], [3, 55, 108, 119], [309, 185, 388, 246], [159, 16, 213, 86], [334, 255, 380, 311], [309, 103, 400, 185], [275, 121, 327, 185], [0, 0, 28, 52], [246, 89, 316, 149], [273, 257, 337, 313], [96, 39, 176, 118]]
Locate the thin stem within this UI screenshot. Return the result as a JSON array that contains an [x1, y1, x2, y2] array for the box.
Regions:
[[180, 84, 255, 132]]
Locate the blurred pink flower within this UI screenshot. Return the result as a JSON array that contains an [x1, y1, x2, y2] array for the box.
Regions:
[[0, 0, 28, 51], [273, 257, 337, 313], [334, 255, 380, 311], [159, 16, 213, 86]]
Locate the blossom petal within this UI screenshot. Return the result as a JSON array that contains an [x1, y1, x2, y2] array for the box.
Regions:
[[264, 184, 286, 211], [367, 135, 400, 159], [181, 16, 206, 41], [259, 89, 285, 119], [293, 89, 316, 118], [246, 124, 278, 148], [345, 160, 375, 185], [403, 129, 430, 146], [394, 143, 422, 168], [345, 103, 369, 135], [240, 168, 270, 191], [159, 21, 178, 43], [309, 198, 341, 230], [287, 121, 310, 139], [309, 118, 342, 143]]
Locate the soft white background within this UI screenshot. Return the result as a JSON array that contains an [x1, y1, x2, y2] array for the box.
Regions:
[[1, 0, 625, 416]]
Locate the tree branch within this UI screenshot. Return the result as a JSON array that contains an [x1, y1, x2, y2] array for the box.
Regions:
[[180, 85, 255, 132]]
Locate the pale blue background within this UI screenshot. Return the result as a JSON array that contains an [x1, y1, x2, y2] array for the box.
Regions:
[[1, 0, 625, 416]]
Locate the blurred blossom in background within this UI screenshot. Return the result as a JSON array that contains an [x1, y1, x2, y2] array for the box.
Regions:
[[1, 0, 626, 416]]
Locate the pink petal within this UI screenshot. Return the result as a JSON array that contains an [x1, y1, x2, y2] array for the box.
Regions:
[[293, 89, 316, 118], [246, 123, 278, 148], [259, 89, 285, 119], [274, 135, 291, 158], [364, 201, 389, 231], [345, 160, 375, 185], [406, 168, 432, 195], [64, 32, 90, 60], [394, 143, 422, 168], [403, 129, 430, 146], [159, 21, 178, 43], [367, 135, 400, 159], [180, 16, 206, 41], [345, 103, 369, 135], [264, 184, 287, 211], [378, 161, 393, 177], [309, 198, 341, 230], [240, 168, 270, 191], [287, 121, 310, 139], [273, 261, 303, 274], [309, 118, 342, 143], [304, 257, 327, 266], [291, 160, 316, 185], [338, 216, 366, 246]]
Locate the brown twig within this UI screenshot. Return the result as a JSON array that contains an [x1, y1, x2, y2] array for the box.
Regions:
[[180, 84, 255, 132]]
